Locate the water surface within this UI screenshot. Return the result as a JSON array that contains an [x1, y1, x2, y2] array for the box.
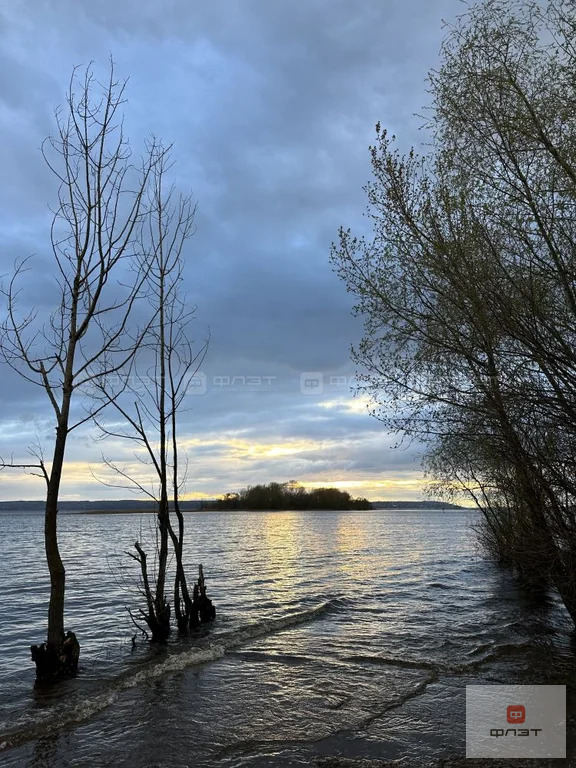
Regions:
[[0, 509, 573, 766]]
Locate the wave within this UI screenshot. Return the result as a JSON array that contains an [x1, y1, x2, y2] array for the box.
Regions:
[[0, 644, 227, 753], [214, 598, 335, 649], [342, 654, 439, 672], [0, 598, 337, 753], [342, 642, 534, 677]]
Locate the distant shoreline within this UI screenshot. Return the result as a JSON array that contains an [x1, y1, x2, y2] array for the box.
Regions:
[[0, 502, 470, 514], [71, 507, 469, 515]]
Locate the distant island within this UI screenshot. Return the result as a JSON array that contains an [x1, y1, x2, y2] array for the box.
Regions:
[[204, 482, 371, 510]]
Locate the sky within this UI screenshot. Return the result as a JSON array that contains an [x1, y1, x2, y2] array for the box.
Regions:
[[0, 0, 466, 502]]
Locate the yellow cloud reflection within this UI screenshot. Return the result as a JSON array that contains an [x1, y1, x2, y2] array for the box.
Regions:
[[259, 511, 303, 601]]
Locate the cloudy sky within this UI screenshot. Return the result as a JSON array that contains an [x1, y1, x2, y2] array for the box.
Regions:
[[0, 0, 465, 502]]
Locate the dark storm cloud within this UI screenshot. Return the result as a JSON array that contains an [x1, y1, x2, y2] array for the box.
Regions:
[[0, 0, 463, 499]]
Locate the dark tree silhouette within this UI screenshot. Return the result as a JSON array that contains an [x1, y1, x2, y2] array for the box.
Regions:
[[0, 62, 166, 680], [94, 158, 211, 639]]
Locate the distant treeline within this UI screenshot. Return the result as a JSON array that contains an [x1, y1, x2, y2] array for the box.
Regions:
[[206, 481, 371, 511]]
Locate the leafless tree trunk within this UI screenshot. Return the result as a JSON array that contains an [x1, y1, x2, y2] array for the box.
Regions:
[[94, 158, 210, 639], [0, 61, 165, 680]]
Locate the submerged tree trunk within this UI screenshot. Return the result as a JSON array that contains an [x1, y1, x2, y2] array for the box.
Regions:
[[154, 494, 171, 640], [31, 395, 81, 682], [132, 541, 171, 642], [193, 565, 216, 626], [45, 423, 67, 649], [131, 545, 215, 639], [168, 496, 195, 632], [31, 631, 80, 685]]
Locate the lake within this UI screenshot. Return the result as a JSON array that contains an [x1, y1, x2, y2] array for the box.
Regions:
[[0, 508, 573, 766]]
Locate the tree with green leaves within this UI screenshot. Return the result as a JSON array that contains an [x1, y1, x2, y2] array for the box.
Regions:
[[332, 0, 576, 622]]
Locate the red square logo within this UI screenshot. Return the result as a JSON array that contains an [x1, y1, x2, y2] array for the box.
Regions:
[[507, 705, 526, 723]]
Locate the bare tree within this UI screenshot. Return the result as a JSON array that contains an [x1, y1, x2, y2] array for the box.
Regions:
[[94, 159, 211, 640], [0, 62, 165, 680]]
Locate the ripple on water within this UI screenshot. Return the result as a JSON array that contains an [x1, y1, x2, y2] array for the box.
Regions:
[[0, 509, 573, 767]]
